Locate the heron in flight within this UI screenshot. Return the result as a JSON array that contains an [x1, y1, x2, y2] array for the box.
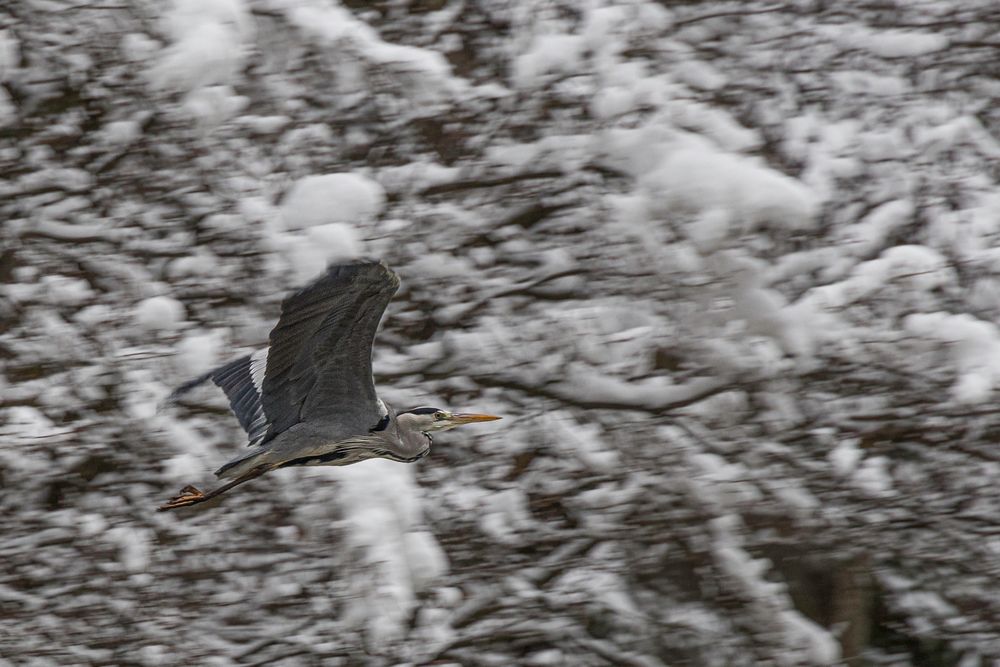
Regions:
[[158, 259, 499, 511]]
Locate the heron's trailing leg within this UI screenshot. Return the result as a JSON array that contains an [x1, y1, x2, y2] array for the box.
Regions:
[[157, 465, 270, 512]]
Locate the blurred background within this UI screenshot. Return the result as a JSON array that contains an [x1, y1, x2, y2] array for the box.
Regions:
[[3, 1, 1000, 665]]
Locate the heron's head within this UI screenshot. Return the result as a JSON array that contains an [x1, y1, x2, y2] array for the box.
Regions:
[[397, 406, 501, 433]]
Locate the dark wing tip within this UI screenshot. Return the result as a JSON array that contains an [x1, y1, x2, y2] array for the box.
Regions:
[[378, 260, 401, 289], [352, 257, 398, 288], [361, 258, 400, 289], [346, 259, 400, 296]]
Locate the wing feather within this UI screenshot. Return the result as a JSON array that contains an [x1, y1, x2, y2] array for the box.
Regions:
[[258, 259, 399, 443]]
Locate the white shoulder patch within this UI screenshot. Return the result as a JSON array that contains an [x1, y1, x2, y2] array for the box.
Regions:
[[250, 347, 268, 392]]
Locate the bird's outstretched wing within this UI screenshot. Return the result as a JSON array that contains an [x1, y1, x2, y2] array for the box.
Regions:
[[258, 259, 399, 444], [165, 348, 270, 446]]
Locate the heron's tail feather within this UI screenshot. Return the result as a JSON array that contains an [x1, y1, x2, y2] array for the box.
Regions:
[[163, 368, 218, 405], [155, 368, 215, 415], [160, 353, 270, 447]]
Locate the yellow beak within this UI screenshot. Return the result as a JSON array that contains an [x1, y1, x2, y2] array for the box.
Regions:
[[450, 413, 502, 425]]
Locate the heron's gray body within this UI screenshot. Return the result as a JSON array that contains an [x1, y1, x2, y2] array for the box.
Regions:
[[215, 406, 430, 480]]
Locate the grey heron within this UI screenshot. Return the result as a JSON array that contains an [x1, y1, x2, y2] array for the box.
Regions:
[[158, 259, 499, 512]]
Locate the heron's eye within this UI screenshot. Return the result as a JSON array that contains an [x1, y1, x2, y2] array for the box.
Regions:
[[434, 411, 446, 421]]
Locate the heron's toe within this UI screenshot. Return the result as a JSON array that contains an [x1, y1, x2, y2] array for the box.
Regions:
[[157, 485, 206, 512]]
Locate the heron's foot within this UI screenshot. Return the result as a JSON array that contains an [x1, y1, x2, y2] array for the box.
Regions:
[[157, 485, 206, 512]]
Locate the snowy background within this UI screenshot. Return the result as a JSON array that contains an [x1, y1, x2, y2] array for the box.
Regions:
[[3, 0, 1000, 665]]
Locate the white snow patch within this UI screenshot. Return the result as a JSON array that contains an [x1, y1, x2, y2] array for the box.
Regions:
[[0, 29, 19, 82], [672, 59, 727, 91], [897, 591, 959, 617], [811, 244, 954, 310], [238, 196, 282, 231], [108, 526, 151, 572], [733, 285, 816, 358], [553, 569, 639, 620], [379, 161, 460, 192], [768, 480, 820, 513], [0, 86, 14, 127], [306, 223, 361, 261], [102, 119, 141, 145], [2, 406, 59, 440], [596, 125, 673, 178], [825, 24, 948, 58], [525, 649, 564, 666], [73, 304, 113, 327], [286, 4, 455, 99], [591, 85, 638, 120], [403, 530, 449, 592], [688, 451, 763, 507], [710, 515, 840, 662], [236, 114, 291, 135], [479, 488, 532, 543], [641, 145, 818, 231], [832, 70, 909, 96], [579, 4, 629, 49], [156, 414, 213, 458], [862, 127, 911, 161], [486, 142, 542, 170], [905, 312, 1000, 403], [163, 453, 205, 481], [282, 173, 385, 229], [916, 115, 1000, 160], [852, 456, 894, 497], [159, 0, 253, 43], [278, 233, 346, 284], [667, 101, 762, 153], [42, 275, 94, 306], [779, 609, 842, 664], [551, 367, 724, 413], [544, 412, 620, 471], [77, 513, 108, 538], [180, 85, 248, 127], [167, 251, 220, 280], [334, 459, 447, 645], [175, 330, 223, 377], [837, 199, 914, 257], [829, 438, 863, 477], [120, 32, 159, 61], [148, 0, 253, 94], [134, 295, 186, 332], [513, 34, 586, 88]]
